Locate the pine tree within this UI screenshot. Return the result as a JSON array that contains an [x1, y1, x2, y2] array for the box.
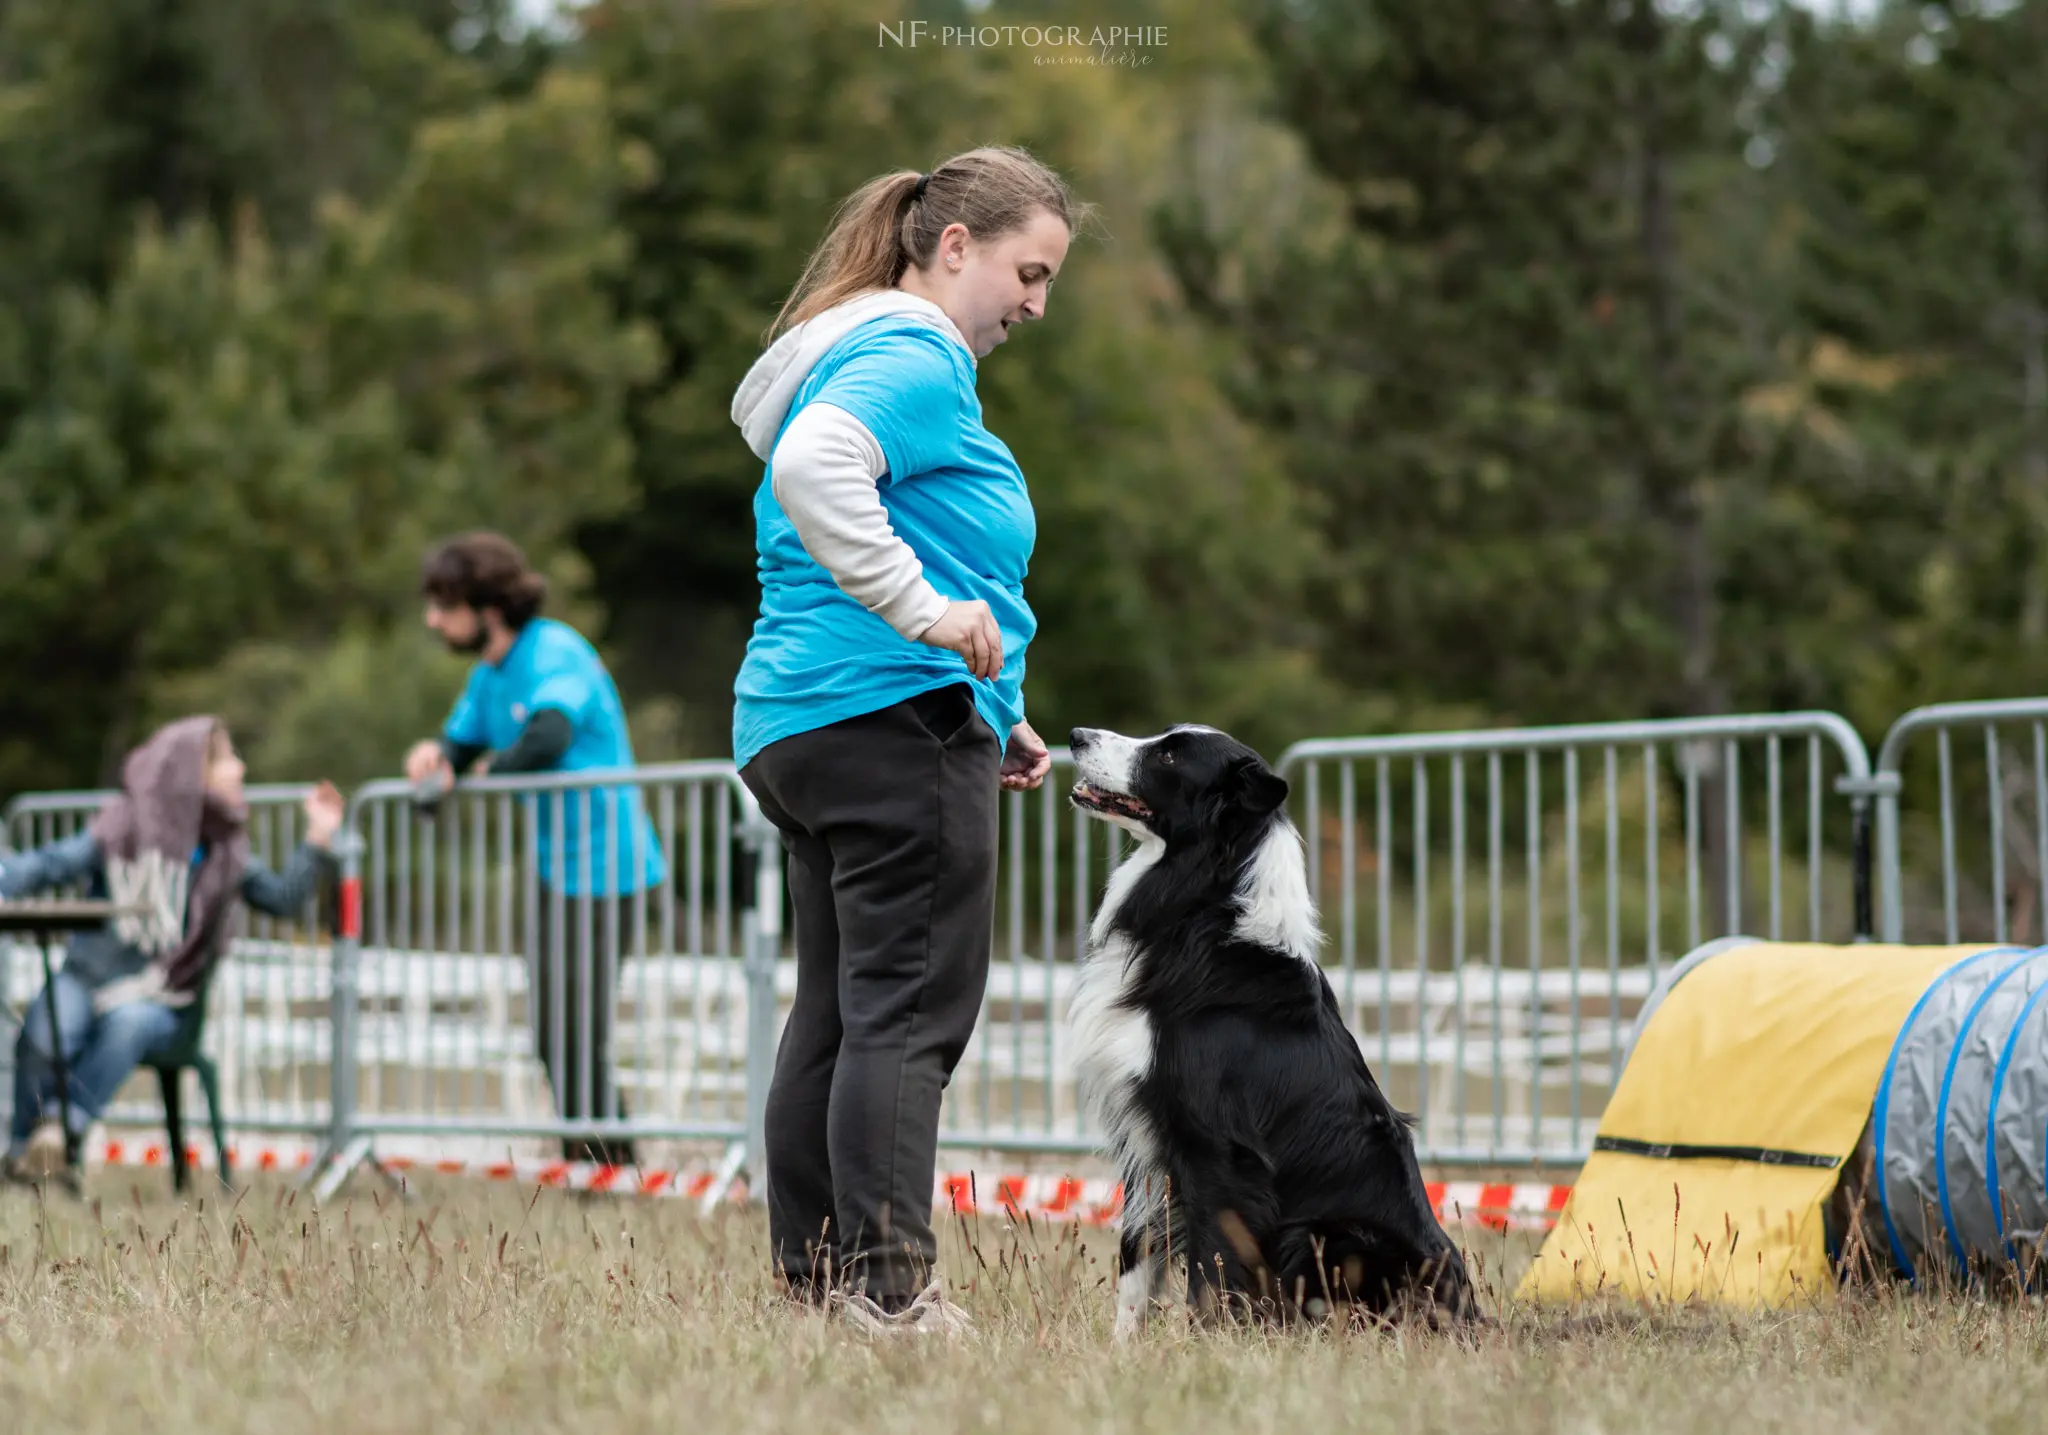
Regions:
[[1790, 0, 2048, 712]]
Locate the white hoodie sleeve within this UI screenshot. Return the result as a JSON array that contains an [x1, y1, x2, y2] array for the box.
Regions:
[[771, 402, 950, 640]]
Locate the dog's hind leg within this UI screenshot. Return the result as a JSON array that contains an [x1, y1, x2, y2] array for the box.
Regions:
[[1115, 1223, 1167, 1342], [1114, 1162, 1176, 1341], [1180, 1206, 1261, 1328]]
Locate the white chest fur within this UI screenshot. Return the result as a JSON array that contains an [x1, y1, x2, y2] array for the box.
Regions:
[[1068, 840, 1162, 1172], [1234, 817, 1322, 965]]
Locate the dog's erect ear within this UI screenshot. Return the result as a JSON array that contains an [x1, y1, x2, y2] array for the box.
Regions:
[[1226, 757, 1289, 817]]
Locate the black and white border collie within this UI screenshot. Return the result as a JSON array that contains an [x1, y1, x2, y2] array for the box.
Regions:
[[1066, 724, 1478, 1337]]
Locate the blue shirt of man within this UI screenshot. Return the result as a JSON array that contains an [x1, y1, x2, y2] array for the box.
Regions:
[[443, 618, 666, 897]]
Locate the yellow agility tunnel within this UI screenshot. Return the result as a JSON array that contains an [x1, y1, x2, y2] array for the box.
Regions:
[[1517, 938, 2044, 1308]]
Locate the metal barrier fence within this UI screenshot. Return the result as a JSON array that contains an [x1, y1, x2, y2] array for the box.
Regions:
[[1277, 711, 1874, 1166], [312, 763, 779, 1199], [0, 702, 1971, 1188], [936, 711, 1878, 1169], [2, 785, 332, 1139], [1873, 698, 2048, 945], [323, 754, 1126, 1176]]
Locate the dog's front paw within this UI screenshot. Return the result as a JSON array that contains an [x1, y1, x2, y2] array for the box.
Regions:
[[1113, 1267, 1152, 1343]]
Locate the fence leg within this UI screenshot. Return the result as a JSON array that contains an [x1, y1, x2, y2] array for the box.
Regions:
[[1875, 775, 1903, 945], [1850, 794, 1874, 944], [1837, 773, 1902, 945], [303, 827, 399, 1201], [739, 798, 782, 1209], [701, 1140, 748, 1219]]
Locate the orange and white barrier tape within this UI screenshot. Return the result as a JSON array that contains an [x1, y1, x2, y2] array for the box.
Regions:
[[938, 1172, 1125, 1224], [88, 1133, 723, 1198], [936, 1175, 1570, 1232], [1426, 1180, 1572, 1232], [94, 1133, 315, 1175], [84, 1133, 1569, 1229]]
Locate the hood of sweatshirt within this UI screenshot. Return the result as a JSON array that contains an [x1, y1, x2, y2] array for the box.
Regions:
[[730, 289, 973, 461]]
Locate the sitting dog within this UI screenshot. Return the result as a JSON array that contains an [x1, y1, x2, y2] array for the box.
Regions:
[[1065, 724, 1478, 1336]]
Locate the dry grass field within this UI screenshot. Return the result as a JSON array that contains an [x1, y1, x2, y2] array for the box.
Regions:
[[0, 1171, 2045, 1434]]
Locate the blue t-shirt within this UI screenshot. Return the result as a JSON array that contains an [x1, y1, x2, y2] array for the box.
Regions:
[[444, 618, 666, 897], [733, 320, 1038, 768]]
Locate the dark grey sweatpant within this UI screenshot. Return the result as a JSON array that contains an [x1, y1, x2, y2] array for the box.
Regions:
[[529, 889, 637, 1169], [739, 682, 999, 1308]]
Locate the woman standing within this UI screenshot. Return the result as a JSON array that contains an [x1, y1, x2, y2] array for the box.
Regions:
[[730, 147, 1077, 1329]]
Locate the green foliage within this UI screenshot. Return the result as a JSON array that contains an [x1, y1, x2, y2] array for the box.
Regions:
[[151, 627, 467, 788], [6, 0, 2048, 807], [0, 40, 657, 792], [573, 0, 1338, 759], [1787, 0, 2048, 730]]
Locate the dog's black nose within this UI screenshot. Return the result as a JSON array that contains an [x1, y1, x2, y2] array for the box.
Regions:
[[1070, 728, 1092, 750]]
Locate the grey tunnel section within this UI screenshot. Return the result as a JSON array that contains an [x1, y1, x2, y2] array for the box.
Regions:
[[1876, 945, 2048, 1280]]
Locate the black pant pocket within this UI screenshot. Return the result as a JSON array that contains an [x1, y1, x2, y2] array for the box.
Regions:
[[907, 683, 977, 746]]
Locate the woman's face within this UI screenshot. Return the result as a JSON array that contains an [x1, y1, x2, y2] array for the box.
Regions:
[[929, 208, 1071, 358], [205, 729, 247, 808]]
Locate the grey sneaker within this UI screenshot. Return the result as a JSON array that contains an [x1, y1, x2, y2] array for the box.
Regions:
[[828, 1278, 976, 1339]]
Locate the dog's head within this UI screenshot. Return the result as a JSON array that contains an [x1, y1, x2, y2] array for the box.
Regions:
[[1068, 725, 1288, 843]]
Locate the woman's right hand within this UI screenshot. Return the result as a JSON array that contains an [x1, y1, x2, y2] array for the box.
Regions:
[[917, 599, 1003, 681]]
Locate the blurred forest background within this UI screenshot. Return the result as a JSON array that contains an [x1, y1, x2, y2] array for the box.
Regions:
[[1, 0, 2042, 797]]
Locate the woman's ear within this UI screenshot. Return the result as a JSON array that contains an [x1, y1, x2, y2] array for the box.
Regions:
[[938, 221, 971, 271]]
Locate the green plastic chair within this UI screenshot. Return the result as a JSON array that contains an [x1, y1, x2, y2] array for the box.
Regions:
[[140, 968, 231, 1193]]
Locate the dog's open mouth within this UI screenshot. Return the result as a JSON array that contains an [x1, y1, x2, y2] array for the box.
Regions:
[[1070, 782, 1152, 823]]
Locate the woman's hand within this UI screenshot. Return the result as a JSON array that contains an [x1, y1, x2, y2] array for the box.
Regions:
[[303, 781, 345, 849], [918, 599, 1003, 681], [1000, 720, 1052, 791]]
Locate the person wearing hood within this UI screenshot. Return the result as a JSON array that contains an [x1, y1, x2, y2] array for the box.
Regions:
[[729, 145, 1076, 1331], [0, 718, 343, 1184]]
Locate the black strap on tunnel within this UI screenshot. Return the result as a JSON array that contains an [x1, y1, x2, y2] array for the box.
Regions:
[[1594, 1135, 1841, 1170]]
